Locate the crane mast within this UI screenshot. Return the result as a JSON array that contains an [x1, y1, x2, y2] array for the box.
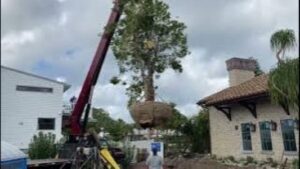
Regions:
[[70, 0, 122, 136]]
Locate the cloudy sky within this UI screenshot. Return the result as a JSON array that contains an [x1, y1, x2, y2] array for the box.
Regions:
[[1, 0, 299, 122]]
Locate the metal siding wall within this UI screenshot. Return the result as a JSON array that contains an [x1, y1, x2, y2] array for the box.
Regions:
[[1, 67, 64, 149]]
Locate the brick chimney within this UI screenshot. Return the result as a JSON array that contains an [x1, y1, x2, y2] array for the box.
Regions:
[[226, 57, 256, 86]]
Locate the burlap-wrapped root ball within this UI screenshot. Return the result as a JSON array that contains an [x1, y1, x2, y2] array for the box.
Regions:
[[129, 101, 173, 128]]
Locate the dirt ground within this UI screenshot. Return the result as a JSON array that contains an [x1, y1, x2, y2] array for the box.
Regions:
[[129, 157, 257, 169]]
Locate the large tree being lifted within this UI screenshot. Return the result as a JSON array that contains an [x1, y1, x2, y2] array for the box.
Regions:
[[111, 0, 189, 128]]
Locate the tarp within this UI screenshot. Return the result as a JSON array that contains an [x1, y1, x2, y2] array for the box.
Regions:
[[1, 141, 27, 162]]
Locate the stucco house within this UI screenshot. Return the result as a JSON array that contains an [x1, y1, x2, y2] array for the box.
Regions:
[[197, 58, 299, 161], [1, 66, 70, 150]]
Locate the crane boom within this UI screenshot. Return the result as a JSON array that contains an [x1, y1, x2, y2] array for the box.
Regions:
[[70, 0, 122, 135]]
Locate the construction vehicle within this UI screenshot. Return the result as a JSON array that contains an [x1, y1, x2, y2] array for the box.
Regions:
[[59, 0, 125, 168]]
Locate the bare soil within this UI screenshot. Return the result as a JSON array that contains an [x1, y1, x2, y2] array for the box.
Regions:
[[129, 157, 257, 169]]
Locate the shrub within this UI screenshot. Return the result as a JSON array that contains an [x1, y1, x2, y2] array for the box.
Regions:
[[223, 156, 236, 163], [121, 143, 135, 169], [211, 154, 217, 160], [293, 159, 299, 169], [28, 132, 57, 159], [266, 157, 274, 163], [180, 109, 210, 153], [228, 156, 236, 162], [270, 161, 278, 168], [246, 156, 254, 163]]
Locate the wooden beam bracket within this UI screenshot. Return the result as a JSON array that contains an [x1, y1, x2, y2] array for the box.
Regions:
[[279, 102, 290, 115], [215, 106, 231, 121], [239, 101, 257, 119]]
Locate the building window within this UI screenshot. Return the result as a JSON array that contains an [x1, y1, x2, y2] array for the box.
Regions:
[[281, 119, 297, 152], [38, 118, 55, 130], [16, 85, 53, 93], [259, 122, 273, 151], [241, 123, 252, 151]]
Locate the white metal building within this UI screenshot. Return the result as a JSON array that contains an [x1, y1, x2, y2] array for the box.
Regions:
[[1, 66, 70, 150]]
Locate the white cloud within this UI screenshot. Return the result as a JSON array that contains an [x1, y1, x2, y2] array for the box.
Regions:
[[1, 0, 299, 123], [58, 12, 68, 26], [1, 30, 36, 50], [56, 77, 67, 83]]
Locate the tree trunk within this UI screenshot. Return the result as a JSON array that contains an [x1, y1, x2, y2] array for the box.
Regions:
[[144, 74, 155, 101], [276, 48, 284, 64]]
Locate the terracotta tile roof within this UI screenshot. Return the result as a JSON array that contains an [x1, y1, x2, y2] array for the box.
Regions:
[[197, 74, 269, 106]]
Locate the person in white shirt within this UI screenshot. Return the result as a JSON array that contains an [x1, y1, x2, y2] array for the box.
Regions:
[[146, 148, 163, 169]]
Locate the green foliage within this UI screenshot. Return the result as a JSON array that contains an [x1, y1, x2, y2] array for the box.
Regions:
[[246, 156, 254, 164], [227, 156, 236, 163], [248, 57, 264, 76], [155, 105, 189, 156], [180, 109, 210, 153], [211, 154, 217, 160], [110, 76, 121, 85], [87, 108, 133, 141], [266, 157, 274, 163], [270, 29, 296, 63], [122, 143, 135, 169], [165, 104, 188, 130], [268, 58, 299, 111], [292, 159, 299, 169], [28, 132, 57, 159], [270, 161, 278, 168], [111, 0, 189, 104]]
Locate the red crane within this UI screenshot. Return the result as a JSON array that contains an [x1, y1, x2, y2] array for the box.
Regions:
[[70, 0, 122, 136], [58, 2, 125, 168]]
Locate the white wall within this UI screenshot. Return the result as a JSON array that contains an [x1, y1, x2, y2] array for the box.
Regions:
[[1, 67, 65, 149]]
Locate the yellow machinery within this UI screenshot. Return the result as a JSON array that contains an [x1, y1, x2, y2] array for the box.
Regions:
[[100, 149, 120, 169]]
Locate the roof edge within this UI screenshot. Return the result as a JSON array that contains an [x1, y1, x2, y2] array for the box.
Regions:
[[1, 65, 71, 92], [198, 92, 269, 107], [197, 74, 269, 106]]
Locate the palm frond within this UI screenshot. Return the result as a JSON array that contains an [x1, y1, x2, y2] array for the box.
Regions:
[[270, 29, 296, 52]]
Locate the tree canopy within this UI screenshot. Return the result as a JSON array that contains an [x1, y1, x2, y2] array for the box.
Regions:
[[269, 28, 298, 112], [248, 57, 264, 76], [180, 108, 210, 153], [268, 58, 299, 112], [87, 108, 133, 141], [270, 29, 296, 63], [165, 103, 188, 130], [111, 0, 189, 106]]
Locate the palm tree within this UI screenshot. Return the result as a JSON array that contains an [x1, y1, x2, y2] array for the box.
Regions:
[[270, 29, 296, 63]]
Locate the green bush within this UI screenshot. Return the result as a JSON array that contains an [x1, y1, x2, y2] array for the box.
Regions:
[[227, 156, 236, 162], [266, 157, 274, 163], [223, 156, 236, 163], [28, 132, 57, 159], [270, 161, 278, 168], [211, 154, 217, 160], [293, 159, 299, 169], [180, 109, 210, 153], [122, 143, 135, 169], [246, 156, 254, 163]]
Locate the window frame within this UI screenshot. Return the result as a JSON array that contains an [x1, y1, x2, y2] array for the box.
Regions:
[[16, 85, 53, 93], [259, 121, 273, 151], [281, 119, 297, 152], [241, 123, 253, 151], [38, 118, 55, 130]]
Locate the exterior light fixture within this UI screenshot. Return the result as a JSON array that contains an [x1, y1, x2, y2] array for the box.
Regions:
[[270, 120, 277, 131], [250, 123, 256, 132]]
